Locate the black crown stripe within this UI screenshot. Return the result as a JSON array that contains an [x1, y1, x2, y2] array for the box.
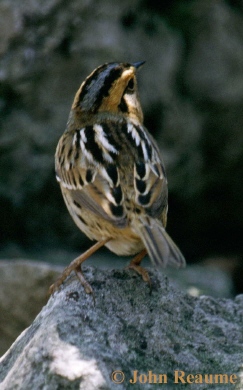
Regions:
[[93, 67, 123, 112]]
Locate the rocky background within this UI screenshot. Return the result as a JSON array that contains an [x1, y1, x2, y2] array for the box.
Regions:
[[0, 0, 243, 291]]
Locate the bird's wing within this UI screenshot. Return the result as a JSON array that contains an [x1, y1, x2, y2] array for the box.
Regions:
[[55, 123, 128, 227], [55, 120, 168, 228]]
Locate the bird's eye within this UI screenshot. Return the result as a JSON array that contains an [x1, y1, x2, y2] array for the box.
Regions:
[[126, 78, 135, 93]]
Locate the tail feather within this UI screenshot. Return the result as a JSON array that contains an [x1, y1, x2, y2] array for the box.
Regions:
[[136, 217, 186, 268]]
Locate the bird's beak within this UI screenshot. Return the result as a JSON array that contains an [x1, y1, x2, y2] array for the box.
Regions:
[[132, 61, 146, 69]]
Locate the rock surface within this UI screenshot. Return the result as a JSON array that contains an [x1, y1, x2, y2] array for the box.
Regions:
[[0, 258, 234, 357], [0, 260, 61, 356], [0, 267, 242, 389]]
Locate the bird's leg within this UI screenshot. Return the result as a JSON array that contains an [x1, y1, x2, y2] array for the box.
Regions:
[[49, 238, 110, 295], [126, 248, 151, 285]]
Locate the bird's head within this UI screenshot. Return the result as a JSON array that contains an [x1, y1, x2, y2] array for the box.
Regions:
[[72, 61, 145, 123]]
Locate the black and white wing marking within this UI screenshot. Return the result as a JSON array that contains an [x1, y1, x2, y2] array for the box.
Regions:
[[55, 123, 126, 227], [125, 121, 168, 219], [55, 120, 168, 228]]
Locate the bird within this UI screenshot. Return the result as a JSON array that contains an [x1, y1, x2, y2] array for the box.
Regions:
[[49, 61, 185, 296]]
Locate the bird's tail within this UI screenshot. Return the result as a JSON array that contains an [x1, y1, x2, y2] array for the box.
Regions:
[[133, 216, 186, 268]]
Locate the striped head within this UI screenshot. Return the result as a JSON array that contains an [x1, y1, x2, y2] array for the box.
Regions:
[[72, 62, 145, 123]]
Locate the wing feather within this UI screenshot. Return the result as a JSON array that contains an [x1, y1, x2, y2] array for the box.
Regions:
[[56, 120, 169, 233], [55, 124, 127, 227]]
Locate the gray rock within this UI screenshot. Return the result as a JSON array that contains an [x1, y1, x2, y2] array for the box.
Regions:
[[164, 264, 234, 299], [0, 267, 242, 389], [0, 258, 234, 358], [0, 260, 61, 356]]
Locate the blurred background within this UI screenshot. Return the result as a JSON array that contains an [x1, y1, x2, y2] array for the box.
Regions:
[[0, 0, 243, 353]]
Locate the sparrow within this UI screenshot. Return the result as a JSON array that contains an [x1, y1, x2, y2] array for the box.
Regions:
[[49, 61, 185, 296]]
